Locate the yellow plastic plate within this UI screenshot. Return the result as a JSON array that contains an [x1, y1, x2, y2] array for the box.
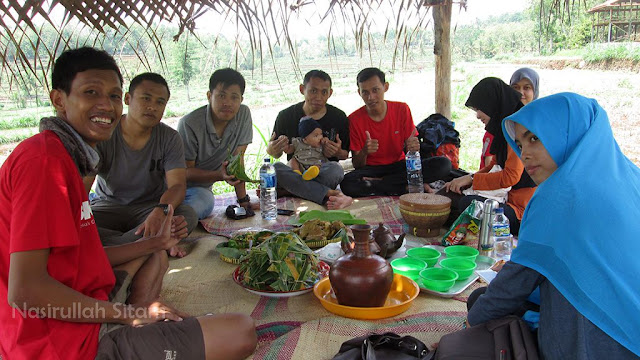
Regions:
[[313, 274, 419, 320]]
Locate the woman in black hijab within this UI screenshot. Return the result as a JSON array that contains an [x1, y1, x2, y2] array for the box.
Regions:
[[443, 78, 536, 235]]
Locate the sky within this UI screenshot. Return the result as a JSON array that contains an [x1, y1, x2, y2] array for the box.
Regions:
[[30, 0, 532, 41], [455, 0, 530, 25], [194, 0, 532, 39]]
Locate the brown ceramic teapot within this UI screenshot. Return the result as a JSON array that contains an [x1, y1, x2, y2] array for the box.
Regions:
[[372, 223, 405, 259]]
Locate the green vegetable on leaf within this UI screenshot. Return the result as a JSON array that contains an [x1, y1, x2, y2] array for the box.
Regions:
[[239, 232, 320, 292], [216, 230, 275, 260], [226, 152, 259, 183]]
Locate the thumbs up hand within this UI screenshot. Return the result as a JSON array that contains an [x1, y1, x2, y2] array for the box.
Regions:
[[364, 131, 379, 155]]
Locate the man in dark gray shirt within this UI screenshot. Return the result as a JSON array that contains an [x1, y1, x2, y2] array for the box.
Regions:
[[87, 73, 198, 303], [178, 68, 254, 219]]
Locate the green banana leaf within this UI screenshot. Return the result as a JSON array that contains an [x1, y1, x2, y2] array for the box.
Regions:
[[227, 152, 259, 183], [288, 210, 367, 225], [216, 242, 248, 259], [239, 232, 320, 292]]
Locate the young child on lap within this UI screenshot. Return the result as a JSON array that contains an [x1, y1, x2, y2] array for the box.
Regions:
[[284, 116, 328, 180]]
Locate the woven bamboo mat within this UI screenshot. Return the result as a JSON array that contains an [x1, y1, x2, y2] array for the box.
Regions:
[[199, 191, 408, 237], [162, 234, 473, 360]]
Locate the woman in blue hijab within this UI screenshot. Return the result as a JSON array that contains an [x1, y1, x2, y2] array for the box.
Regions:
[[467, 93, 640, 359]]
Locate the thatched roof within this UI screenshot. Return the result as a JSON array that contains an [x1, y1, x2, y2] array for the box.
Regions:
[[588, 0, 640, 12], [0, 0, 582, 90]]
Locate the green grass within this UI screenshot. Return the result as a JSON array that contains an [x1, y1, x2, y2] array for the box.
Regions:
[[0, 116, 39, 130], [0, 128, 38, 144], [581, 43, 640, 63], [550, 48, 584, 57], [0, 106, 52, 129]]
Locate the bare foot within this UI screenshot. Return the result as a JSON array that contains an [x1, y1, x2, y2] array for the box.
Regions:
[[326, 192, 353, 210], [168, 245, 187, 258], [362, 176, 383, 181]]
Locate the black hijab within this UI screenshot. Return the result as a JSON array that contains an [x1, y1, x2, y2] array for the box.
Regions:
[[465, 77, 536, 189]]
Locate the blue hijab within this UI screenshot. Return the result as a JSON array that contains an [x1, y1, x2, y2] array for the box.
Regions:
[[502, 93, 640, 356], [510, 67, 540, 100]]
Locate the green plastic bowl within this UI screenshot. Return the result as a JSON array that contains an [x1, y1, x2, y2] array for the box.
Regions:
[[443, 245, 479, 262], [439, 258, 477, 281], [406, 247, 441, 267], [419, 267, 459, 292], [390, 257, 427, 281]]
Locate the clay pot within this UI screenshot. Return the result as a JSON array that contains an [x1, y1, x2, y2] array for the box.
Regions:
[[329, 224, 393, 307], [372, 222, 405, 259], [341, 230, 381, 256]]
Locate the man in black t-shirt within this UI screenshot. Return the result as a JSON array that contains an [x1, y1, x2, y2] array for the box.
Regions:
[[267, 70, 353, 209]]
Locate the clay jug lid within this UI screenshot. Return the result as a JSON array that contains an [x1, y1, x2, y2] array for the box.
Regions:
[[399, 193, 451, 210]]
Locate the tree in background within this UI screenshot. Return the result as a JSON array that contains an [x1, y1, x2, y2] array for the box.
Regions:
[[452, 12, 537, 60], [170, 33, 195, 101], [531, 0, 600, 54]]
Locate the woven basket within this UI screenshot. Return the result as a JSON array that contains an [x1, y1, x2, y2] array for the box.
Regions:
[[404, 225, 443, 238], [305, 237, 342, 249], [399, 193, 451, 232]]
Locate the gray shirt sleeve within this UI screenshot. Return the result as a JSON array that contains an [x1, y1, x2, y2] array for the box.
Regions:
[[467, 261, 544, 326]]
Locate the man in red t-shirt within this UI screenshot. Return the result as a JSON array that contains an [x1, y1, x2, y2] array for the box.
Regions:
[[0, 47, 256, 360], [341, 68, 451, 197]]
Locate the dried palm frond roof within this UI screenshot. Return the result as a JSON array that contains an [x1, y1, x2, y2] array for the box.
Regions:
[[0, 0, 582, 91], [1, 0, 449, 90], [588, 0, 640, 12]]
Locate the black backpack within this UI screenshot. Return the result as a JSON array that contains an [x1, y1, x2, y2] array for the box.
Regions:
[[416, 113, 460, 159]]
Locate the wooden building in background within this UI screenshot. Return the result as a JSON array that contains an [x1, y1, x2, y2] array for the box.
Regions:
[[589, 0, 640, 42]]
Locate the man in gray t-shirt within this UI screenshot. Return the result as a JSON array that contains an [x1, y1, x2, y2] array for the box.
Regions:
[[88, 73, 198, 264], [178, 68, 254, 219]]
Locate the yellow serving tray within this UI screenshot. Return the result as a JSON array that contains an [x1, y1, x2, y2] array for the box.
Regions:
[[313, 273, 419, 320]]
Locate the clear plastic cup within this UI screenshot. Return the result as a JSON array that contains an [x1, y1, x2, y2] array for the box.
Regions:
[[494, 235, 513, 261]]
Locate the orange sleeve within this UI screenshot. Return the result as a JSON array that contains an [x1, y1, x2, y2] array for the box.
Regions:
[[472, 146, 524, 191], [476, 158, 495, 174]]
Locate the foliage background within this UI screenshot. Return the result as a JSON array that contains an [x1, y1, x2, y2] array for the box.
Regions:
[[1, 0, 638, 194]]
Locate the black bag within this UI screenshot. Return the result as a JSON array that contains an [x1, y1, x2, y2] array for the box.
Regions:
[[224, 205, 255, 220], [435, 316, 539, 360], [332, 332, 434, 360], [416, 113, 461, 159]]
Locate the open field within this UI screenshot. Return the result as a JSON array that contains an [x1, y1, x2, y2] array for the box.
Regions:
[[1, 61, 639, 179]]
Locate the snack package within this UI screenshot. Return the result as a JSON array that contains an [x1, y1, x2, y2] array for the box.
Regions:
[[441, 200, 482, 246]]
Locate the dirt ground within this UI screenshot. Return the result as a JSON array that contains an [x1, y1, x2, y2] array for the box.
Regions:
[[1, 61, 639, 168]]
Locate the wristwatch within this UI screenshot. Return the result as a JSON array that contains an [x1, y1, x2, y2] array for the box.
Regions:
[[154, 203, 169, 215], [237, 194, 250, 204]]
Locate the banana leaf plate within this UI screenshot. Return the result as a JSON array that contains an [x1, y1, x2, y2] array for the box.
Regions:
[[233, 261, 330, 298]]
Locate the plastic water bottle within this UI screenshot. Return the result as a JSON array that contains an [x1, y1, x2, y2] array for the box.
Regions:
[[405, 150, 424, 193], [259, 157, 277, 220], [491, 207, 512, 260]]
